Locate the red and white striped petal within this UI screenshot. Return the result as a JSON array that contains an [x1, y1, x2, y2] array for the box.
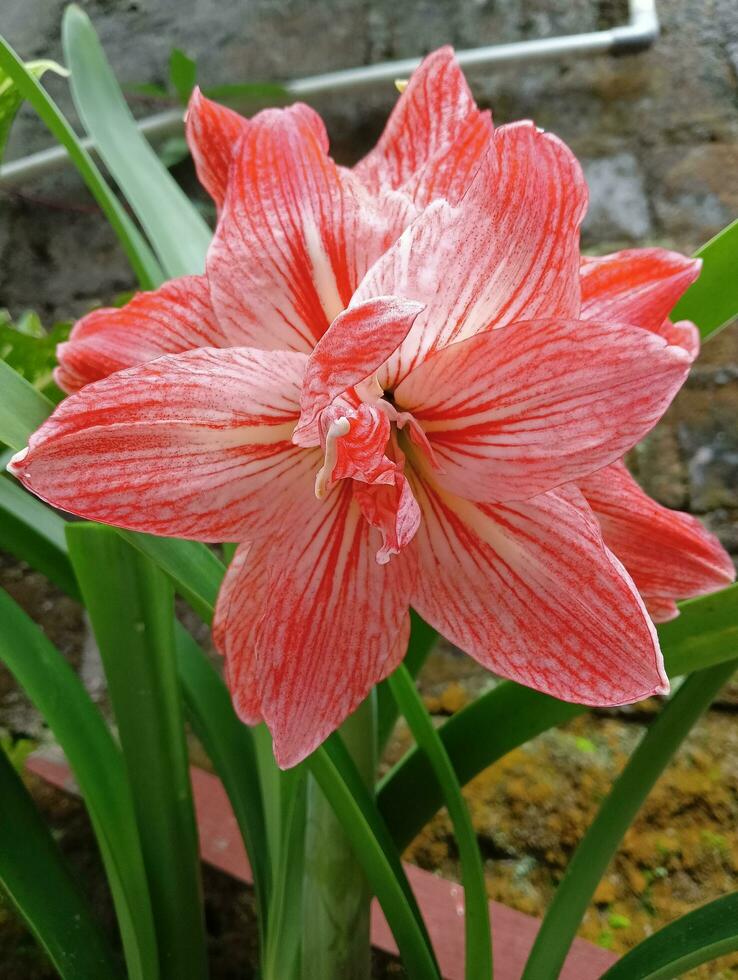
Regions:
[[185, 87, 249, 210], [355, 121, 587, 388], [294, 295, 423, 443], [212, 541, 268, 724], [656, 319, 700, 359], [10, 347, 321, 542], [644, 597, 680, 624], [253, 483, 414, 767], [55, 276, 228, 393], [354, 46, 493, 207], [580, 248, 701, 337], [395, 318, 691, 503], [579, 461, 735, 605], [409, 477, 668, 705], [207, 104, 402, 355]]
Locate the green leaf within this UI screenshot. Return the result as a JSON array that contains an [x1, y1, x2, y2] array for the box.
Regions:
[[0, 475, 79, 598], [309, 734, 441, 980], [671, 218, 738, 339], [0, 744, 122, 979], [378, 582, 738, 852], [376, 610, 437, 752], [601, 891, 738, 980], [62, 5, 211, 278], [262, 767, 307, 980], [169, 48, 197, 104], [388, 664, 492, 980], [0, 588, 159, 980], [119, 531, 224, 624], [66, 524, 207, 980], [0, 36, 162, 289], [0, 58, 68, 161], [521, 659, 737, 980], [0, 311, 71, 390], [174, 623, 271, 956], [0, 358, 54, 450]]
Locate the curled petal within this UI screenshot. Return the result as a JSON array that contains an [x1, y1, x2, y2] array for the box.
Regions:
[[395, 318, 691, 503], [10, 347, 319, 542], [207, 104, 401, 354], [185, 87, 249, 209], [294, 295, 423, 444], [580, 461, 735, 605], [656, 319, 700, 359], [327, 403, 395, 487], [410, 477, 668, 705], [580, 248, 701, 338], [354, 46, 493, 206], [645, 597, 680, 624], [55, 275, 227, 393], [355, 121, 587, 388], [253, 484, 414, 767], [354, 473, 421, 564]]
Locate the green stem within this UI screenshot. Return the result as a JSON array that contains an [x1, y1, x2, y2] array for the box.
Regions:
[[302, 697, 376, 980]]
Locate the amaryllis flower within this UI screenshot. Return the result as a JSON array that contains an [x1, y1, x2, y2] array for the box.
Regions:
[[54, 47, 491, 393], [9, 73, 701, 767]]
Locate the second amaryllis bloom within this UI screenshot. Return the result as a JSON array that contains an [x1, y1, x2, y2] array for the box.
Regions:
[[8, 50, 733, 766]]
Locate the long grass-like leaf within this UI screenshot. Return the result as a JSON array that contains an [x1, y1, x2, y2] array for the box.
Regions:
[[0, 744, 122, 979], [66, 524, 207, 980], [0, 588, 159, 980], [671, 218, 738, 339], [388, 664, 492, 980], [0, 36, 162, 288], [600, 891, 738, 980], [174, 623, 271, 955], [0, 475, 78, 598], [62, 5, 211, 278]]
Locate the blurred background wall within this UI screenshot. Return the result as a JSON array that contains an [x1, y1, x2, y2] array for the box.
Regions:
[[1, 0, 737, 543]]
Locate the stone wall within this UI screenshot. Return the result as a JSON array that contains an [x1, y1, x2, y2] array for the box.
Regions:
[[1, 0, 737, 551]]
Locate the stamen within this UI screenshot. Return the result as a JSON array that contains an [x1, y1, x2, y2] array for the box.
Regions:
[[314, 416, 350, 499]]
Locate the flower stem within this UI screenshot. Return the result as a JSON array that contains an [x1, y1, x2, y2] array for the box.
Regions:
[[301, 696, 376, 980]]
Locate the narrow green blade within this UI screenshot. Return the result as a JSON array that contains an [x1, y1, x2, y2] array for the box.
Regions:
[[0, 588, 159, 980], [0, 36, 162, 288], [388, 665, 492, 980], [0, 359, 53, 450], [120, 531, 224, 624], [66, 524, 207, 980], [0, 745, 122, 979], [0, 475, 79, 598], [174, 623, 271, 955], [671, 218, 738, 339], [522, 659, 737, 980], [601, 892, 738, 980], [62, 5, 211, 278], [376, 610, 438, 753], [309, 734, 441, 980]]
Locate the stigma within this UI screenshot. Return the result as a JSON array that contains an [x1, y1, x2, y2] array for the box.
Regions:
[[314, 416, 350, 499]]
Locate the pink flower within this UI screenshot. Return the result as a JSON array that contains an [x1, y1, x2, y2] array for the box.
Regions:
[[8, 50, 730, 767]]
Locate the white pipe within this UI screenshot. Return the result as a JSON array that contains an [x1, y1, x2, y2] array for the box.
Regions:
[[0, 0, 658, 190]]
